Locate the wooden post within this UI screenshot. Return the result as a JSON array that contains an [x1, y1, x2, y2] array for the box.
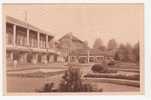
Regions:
[[13, 24, 16, 47], [37, 32, 40, 48], [87, 50, 90, 63]]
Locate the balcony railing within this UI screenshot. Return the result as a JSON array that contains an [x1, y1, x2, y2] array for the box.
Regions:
[[29, 39, 38, 48], [39, 41, 46, 49], [16, 36, 27, 46]]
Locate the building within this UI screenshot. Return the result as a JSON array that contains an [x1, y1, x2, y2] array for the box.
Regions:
[[5, 16, 62, 65], [69, 49, 114, 64], [57, 33, 114, 64], [58, 32, 89, 50], [56, 33, 89, 62]]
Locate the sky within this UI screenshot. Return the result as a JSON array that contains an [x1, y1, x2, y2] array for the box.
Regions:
[[3, 4, 144, 47]]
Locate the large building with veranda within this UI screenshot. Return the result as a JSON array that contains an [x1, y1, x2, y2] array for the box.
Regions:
[[5, 16, 63, 66]]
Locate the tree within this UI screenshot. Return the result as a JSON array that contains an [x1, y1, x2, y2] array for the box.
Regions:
[[107, 39, 117, 50], [98, 45, 106, 51], [132, 42, 139, 63], [59, 67, 96, 92], [93, 38, 106, 51], [114, 51, 120, 61], [117, 44, 129, 61], [125, 43, 134, 62]]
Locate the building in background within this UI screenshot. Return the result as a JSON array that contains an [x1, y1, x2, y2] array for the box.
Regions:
[[56, 33, 89, 63], [57, 33, 114, 64], [5, 16, 63, 66], [69, 49, 114, 64]]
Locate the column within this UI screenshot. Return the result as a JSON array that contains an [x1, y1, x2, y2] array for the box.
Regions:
[[13, 24, 16, 47], [31, 53, 38, 64], [41, 54, 47, 64], [18, 53, 27, 64], [48, 55, 54, 63], [94, 56, 97, 63], [37, 32, 40, 49], [46, 35, 48, 48], [10, 52, 14, 63], [27, 29, 29, 46], [57, 55, 63, 63], [87, 50, 90, 63], [7, 51, 14, 64]]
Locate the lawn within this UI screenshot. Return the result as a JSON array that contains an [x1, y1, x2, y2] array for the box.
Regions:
[[6, 62, 140, 93]]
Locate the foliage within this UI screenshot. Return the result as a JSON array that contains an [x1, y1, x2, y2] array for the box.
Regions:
[[91, 64, 108, 73], [108, 60, 116, 66], [38, 83, 56, 92], [93, 38, 106, 51], [59, 67, 94, 92], [107, 39, 117, 50], [114, 51, 120, 61], [132, 42, 139, 63], [91, 64, 117, 73], [38, 67, 103, 92], [114, 42, 139, 63]]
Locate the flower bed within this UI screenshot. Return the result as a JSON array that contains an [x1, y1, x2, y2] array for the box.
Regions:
[[7, 70, 66, 78], [84, 73, 140, 81]]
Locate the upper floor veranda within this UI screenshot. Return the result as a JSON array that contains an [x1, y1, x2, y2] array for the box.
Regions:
[[5, 16, 58, 53]]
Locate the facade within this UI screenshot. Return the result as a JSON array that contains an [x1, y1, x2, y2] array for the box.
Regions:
[[57, 33, 89, 62], [57, 33, 114, 64], [69, 49, 114, 64], [5, 16, 62, 65], [57, 32, 89, 50]]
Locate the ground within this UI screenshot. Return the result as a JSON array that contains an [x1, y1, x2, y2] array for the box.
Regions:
[[6, 62, 140, 93]]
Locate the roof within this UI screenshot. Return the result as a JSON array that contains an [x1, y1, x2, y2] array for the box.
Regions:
[[59, 32, 84, 43], [6, 16, 54, 38], [69, 49, 114, 57]]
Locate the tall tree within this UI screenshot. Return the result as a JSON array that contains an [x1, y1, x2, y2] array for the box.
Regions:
[[125, 43, 134, 61], [107, 39, 117, 50], [117, 44, 128, 61], [132, 42, 139, 63], [114, 51, 120, 60], [93, 38, 106, 51]]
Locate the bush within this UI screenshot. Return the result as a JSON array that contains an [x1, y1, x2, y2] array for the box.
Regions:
[[91, 64, 108, 73], [37, 82, 58, 92], [91, 64, 117, 73], [108, 60, 115, 66], [59, 67, 95, 92], [38, 67, 103, 92]]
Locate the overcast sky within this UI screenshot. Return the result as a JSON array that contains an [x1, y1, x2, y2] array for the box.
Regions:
[[3, 4, 144, 47]]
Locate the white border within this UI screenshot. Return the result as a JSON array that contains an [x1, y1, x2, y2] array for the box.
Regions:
[[2, 0, 144, 3], [0, 0, 151, 100], [144, 0, 151, 97]]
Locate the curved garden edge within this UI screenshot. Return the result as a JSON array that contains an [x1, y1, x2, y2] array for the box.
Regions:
[[82, 77, 140, 87]]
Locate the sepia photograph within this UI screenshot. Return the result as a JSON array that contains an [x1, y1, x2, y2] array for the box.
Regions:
[[3, 4, 144, 95]]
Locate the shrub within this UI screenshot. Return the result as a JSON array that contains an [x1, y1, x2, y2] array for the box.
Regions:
[[38, 67, 103, 92], [59, 67, 95, 92], [108, 60, 115, 66], [42, 83, 54, 92], [91, 63, 117, 73], [91, 64, 117, 73], [37, 82, 56, 92]]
